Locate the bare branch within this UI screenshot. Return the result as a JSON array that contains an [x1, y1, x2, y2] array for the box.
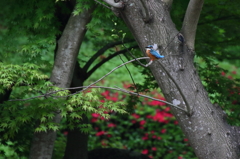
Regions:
[[83, 39, 135, 71], [94, 0, 111, 10], [9, 85, 186, 112], [181, 0, 204, 50], [102, 0, 124, 8], [72, 57, 149, 96], [86, 45, 138, 78], [118, 55, 139, 94], [157, 61, 191, 114]]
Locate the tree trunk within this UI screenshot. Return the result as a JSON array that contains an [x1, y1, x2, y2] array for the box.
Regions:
[[63, 62, 89, 159], [63, 115, 89, 159], [116, 0, 240, 158], [29, 6, 94, 159]]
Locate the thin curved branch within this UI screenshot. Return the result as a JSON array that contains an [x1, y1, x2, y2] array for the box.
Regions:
[[121, 37, 148, 67], [118, 54, 139, 94], [181, 0, 204, 50], [157, 61, 191, 114], [103, 0, 124, 8], [86, 86, 187, 112], [72, 57, 149, 96], [83, 39, 135, 71], [86, 45, 138, 77]]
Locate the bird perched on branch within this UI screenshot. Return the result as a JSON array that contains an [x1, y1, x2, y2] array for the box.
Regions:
[[145, 44, 164, 66]]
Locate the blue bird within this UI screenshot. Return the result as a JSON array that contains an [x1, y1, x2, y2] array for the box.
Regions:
[[145, 45, 164, 61]]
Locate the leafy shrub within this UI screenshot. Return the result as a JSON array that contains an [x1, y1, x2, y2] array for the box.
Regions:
[[88, 87, 197, 159]]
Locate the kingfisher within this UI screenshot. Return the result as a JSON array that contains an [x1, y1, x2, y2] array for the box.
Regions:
[[145, 45, 164, 61]]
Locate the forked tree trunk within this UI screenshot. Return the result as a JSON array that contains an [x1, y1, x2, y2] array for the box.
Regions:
[[114, 0, 240, 158]]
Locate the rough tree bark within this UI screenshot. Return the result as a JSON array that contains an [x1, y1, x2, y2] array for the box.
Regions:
[[106, 0, 240, 158], [29, 6, 94, 159]]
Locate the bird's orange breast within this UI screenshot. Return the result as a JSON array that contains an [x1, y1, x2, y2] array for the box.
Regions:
[[146, 50, 157, 60]]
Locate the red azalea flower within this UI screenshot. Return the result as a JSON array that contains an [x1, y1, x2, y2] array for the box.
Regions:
[[100, 116, 106, 120], [91, 118, 98, 123], [228, 75, 233, 79], [232, 71, 237, 74], [141, 149, 148, 155], [111, 97, 118, 101], [92, 113, 100, 118], [152, 135, 157, 139], [184, 138, 188, 142], [148, 100, 161, 106], [132, 113, 140, 119], [178, 157, 183, 159], [139, 120, 146, 126], [146, 115, 152, 119], [221, 71, 225, 76], [131, 120, 136, 124], [157, 136, 162, 140], [123, 83, 131, 89], [161, 129, 167, 133], [165, 107, 170, 111], [101, 90, 110, 97], [101, 140, 107, 146], [63, 131, 68, 136], [152, 147, 157, 151], [107, 134, 112, 138], [96, 131, 107, 136], [142, 136, 148, 140], [148, 155, 153, 159], [152, 109, 173, 123], [174, 121, 179, 125], [107, 123, 116, 128]]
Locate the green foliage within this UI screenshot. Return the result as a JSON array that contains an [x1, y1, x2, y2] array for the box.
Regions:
[[196, 57, 240, 126], [0, 63, 48, 90], [73, 0, 95, 15], [0, 0, 240, 158], [0, 140, 27, 159]]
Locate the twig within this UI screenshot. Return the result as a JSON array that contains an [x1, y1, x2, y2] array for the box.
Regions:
[[94, 0, 111, 10], [121, 36, 150, 67], [86, 45, 138, 78], [83, 39, 134, 71], [68, 57, 149, 97], [94, 0, 124, 9], [102, 0, 124, 8], [157, 61, 191, 114], [118, 55, 139, 94]]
